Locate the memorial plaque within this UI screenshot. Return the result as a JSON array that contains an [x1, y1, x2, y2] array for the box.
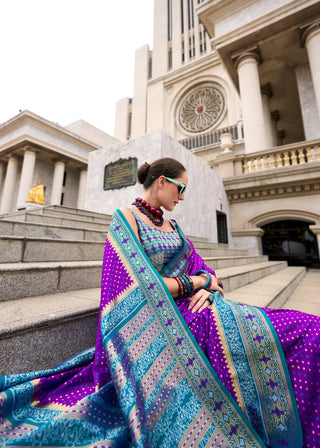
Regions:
[[104, 158, 137, 190]]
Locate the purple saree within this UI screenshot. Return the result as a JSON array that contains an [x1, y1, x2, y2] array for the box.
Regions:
[[165, 218, 320, 448], [0, 209, 319, 447]]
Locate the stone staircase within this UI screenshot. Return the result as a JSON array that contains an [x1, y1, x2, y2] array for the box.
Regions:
[[0, 205, 307, 375]]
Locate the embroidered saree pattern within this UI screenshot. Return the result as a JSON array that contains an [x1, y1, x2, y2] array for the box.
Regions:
[[210, 298, 302, 446], [99, 211, 267, 447], [0, 208, 308, 447]]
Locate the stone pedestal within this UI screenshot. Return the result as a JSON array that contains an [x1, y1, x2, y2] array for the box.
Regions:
[[231, 228, 265, 255], [220, 133, 233, 152], [212, 152, 235, 178], [86, 131, 231, 243], [24, 202, 44, 211]]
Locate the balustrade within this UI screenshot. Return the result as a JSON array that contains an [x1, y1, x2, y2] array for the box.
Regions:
[[242, 143, 320, 173], [180, 123, 243, 150]]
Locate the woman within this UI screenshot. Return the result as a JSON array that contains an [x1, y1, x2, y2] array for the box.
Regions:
[[0, 158, 319, 447]]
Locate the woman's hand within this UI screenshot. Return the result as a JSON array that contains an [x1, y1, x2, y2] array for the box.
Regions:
[[208, 274, 224, 296], [187, 273, 224, 314], [188, 289, 212, 314]]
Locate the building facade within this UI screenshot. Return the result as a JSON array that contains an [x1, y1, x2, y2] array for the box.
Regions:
[[115, 0, 320, 266], [0, 111, 118, 214]]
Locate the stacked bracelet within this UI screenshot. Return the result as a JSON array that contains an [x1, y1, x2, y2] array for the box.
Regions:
[[193, 270, 211, 289], [173, 274, 195, 299]]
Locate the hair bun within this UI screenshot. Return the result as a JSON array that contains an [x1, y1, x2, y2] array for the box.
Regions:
[[137, 162, 150, 184]]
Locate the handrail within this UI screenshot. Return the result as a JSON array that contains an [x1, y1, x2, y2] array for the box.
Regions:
[[179, 123, 244, 150], [241, 140, 320, 173]]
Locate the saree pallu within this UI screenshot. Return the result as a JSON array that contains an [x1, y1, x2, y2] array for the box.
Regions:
[[0, 209, 303, 447]]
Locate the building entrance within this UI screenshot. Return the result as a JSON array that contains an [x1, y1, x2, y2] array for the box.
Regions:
[[262, 220, 319, 267]]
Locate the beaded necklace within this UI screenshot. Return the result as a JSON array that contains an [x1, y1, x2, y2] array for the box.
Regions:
[[132, 197, 164, 227]]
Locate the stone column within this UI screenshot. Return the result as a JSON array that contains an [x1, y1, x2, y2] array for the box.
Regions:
[[0, 156, 19, 214], [261, 84, 274, 148], [77, 169, 87, 210], [194, 8, 201, 59], [16, 149, 36, 209], [234, 50, 267, 153], [172, 0, 182, 69], [271, 111, 280, 147], [50, 161, 65, 205], [0, 162, 5, 195], [302, 22, 320, 122], [183, 0, 190, 64], [152, 0, 168, 77]]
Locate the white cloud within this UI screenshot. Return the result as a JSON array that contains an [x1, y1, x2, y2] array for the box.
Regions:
[[0, 0, 154, 135]]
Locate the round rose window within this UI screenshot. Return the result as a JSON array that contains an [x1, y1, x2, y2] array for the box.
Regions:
[[177, 83, 226, 133]]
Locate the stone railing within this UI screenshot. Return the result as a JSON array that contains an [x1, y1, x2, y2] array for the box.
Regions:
[[180, 123, 243, 150], [242, 140, 320, 174]]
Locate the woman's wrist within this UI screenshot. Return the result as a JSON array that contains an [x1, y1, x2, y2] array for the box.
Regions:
[[191, 271, 211, 289]]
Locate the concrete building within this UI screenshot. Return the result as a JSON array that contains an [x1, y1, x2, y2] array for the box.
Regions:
[[0, 110, 118, 214], [114, 0, 320, 267]]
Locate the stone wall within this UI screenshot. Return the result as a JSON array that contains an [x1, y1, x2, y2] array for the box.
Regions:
[[86, 131, 232, 243]]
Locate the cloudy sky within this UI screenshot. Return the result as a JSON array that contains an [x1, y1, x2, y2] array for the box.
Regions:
[[0, 0, 154, 136]]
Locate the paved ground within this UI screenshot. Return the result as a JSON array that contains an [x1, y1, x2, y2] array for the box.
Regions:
[[283, 269, 320, 316]]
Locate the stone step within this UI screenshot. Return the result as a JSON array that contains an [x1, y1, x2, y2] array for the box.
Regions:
[[203, 255, 269, 269], [0, 288, 100, 375], [195, 245, 249, 257], [0, 220, 107, 241], [27, 207, 111, 225], [215, 261, 288, 292], [225, 266, 306, 309], [282, 268, 320, 316], [0, 233, 241, 264], [2, 212, 110, 231], [0, 261, 102, 301], [0, 236, 105, 263], [1, 263, 312, 376], [43, 205, 112, 220], [0, 256, 283, 302], [0, 235, 242, 264], [1, 205, 112, 225]]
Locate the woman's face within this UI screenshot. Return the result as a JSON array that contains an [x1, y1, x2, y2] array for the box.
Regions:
[[159, 170, 188, 211]]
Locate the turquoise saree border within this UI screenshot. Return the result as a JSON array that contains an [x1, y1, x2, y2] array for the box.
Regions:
[[214, 297, 303, 446], [111, 209, 266, 447], [159, 219, 190, 277], [259, 306, 303, 441]]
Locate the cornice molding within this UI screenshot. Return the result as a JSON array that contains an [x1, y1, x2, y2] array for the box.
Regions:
[[209, 0, 320, 49], [0, 134, 88, 165], [150, 53, 220, 89], [196, 0, 257, 26], [231, 228, 265, 237], [0, 110, 100, 150], [227, 180, 320, 203]]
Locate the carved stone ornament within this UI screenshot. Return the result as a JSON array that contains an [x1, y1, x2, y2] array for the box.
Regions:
[[177, 83, 226, 134]]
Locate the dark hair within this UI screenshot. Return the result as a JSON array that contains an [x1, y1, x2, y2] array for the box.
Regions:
[[137, 157, 186, 188]]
